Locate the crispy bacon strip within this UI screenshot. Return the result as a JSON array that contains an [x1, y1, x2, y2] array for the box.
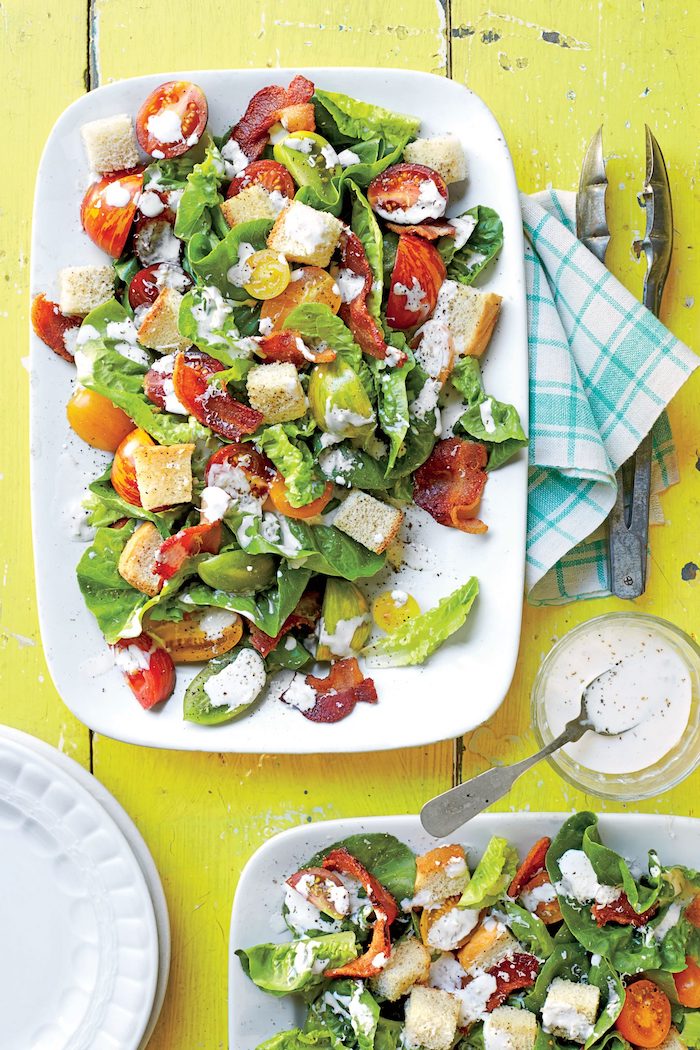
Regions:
[[486, 953, 541, 1010], [248, 590, 321, 657], [509, 837, 551, 898], [31, 294, 81, 362], [413, 437, 489, 534], [230, 75, 315, 160], [155, 523, 221, 580], [337, 229, 405, 365], [592, 893, 659, 927], [172, 350, 263, 441], [386, 220, 456, 241], [323, 846, 399, 925], [325, 915, 391, 978], [300, 657, 378, 724]]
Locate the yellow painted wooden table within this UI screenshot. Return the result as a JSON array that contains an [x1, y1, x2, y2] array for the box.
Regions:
[[2, 2, 698, 1046]]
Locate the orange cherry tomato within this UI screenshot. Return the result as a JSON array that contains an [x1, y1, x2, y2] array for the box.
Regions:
[[385, 234, 446, 330], [136, 80, 208, 159], [111, 428, 154, 506], [615, 980, 672, 1048], [674, 957, 700, 1008], [31, 294, 81, 362], [268, 473, 333, 519], [226, 159, 296, 200], [260, 266, 342, 331], [367, 163, 448, 222], [81, 171, 143, 258], [66, 388, 134, 452], [113, 633, 175, 709]]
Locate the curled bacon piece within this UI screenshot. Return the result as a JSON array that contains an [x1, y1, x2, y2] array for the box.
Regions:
[[172, 349, 263, 441], [256, 331, 306, 368], [592, 893, 659, 928], [155, 522, 222, 580], [322, 845, 398, 978], [509, 837, 551, 899], [230, 75, 315, 161], [337, 229, 405, 365], [248, 589, 321, 657], [485, 953, 541, 1010], [292, 657, 378, 724], [413, 437, 489, 534], [325, 915, 391, 979], [31, 295, 81, 362], [386, 219, 456, 241]]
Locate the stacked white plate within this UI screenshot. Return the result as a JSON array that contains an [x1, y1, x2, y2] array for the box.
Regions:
[[0, 726, 169, 1050]]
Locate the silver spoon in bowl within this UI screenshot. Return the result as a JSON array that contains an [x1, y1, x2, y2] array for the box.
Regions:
[[420, 664, 641, 838]]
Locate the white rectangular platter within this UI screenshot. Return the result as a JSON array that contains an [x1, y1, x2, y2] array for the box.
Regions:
[[229, 811, 700, 1049], [30, 68, 528, 752]]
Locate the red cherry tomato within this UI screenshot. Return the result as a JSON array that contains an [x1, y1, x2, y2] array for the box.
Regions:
[[615, 980, 672, 1048], [136, 80, 208, 159], [80, 171, 143, 258], [674, 957, 700, 1008], [111, 427, 153, 506], [154, 522, 222, 581], [205, 443, 275, 499], [114, 633, 176, 709], [226, 159, 296, 200], [172, 350, 263, 441], [385, 234, 446, 330], [367, 163, 448, 222], [128, 264, 192, 309], [31, 294, 81, 362]]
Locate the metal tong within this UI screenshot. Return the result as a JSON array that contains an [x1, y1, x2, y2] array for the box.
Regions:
[[576, 126, 673, 599]]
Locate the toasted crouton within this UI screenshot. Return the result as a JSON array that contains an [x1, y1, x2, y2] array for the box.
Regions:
[[404, 986, 460, 1050], [267, 200, 343, 267], [432, 280, 502, 359], [412, 845, 470, 908], [541, 978, 600, 1042], [246, 362, 307, 423], [333, 491, 403, 555], [420, 897, 480, 952], [137, 288, 191, 352], [404, 134, 467, 185], [484, 1006, 538, 1050], [132, 443, 195, 511], [81, 113, 140, 174], [370, 938, 431, 1002], [457, 921, 521, 973], [117, 522, 163, 596], [58, 265, 115, 317], [656, 1028, 688, 1050], [220, 184, 286, 228]]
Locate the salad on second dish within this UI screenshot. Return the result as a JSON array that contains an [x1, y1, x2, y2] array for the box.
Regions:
[[237, 812, 700, 1050], [32, 75, 526, 724]]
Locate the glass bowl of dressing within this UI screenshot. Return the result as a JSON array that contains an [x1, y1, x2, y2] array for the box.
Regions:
[[532, 612, 700, 800]]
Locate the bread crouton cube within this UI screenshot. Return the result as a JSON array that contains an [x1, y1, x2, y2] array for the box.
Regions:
[[484, 1006, 538, 1050], [541, 978, 600, 1042], [412, 845, 469, 908], [220, 184, 286, 228], [370, 938, 431, 1002], [137, 288, 191, 352], [117, 522, 163, 596], [404, 134, 467, 185], [58, 265, 115, 317], [457, 921, 521, 973], [433, 280, 502, 359], [267, 200, 343, 267], [404, 986, 460, 1050], [132, 443, 195, 511], [81, 114, 141, 174], [333, 491, 403, 555], [246, 362, 307, 423], [656, 1028, 688, 1050]]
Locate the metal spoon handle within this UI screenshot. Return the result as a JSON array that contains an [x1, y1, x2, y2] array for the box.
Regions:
[[420, 728, 574, 838]]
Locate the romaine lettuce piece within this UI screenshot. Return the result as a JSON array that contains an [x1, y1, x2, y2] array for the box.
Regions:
[[308, 979, 379, 1050], [384, 363, 439, 480], [178, 285, 254, 374], [369, 340, 414, 473], [254, 1030, 333, 1050], [257, 424, 329, 508], [501, 899, 554, 959], [174, 142, 226, 241], [236, 932, 358, 996], [313, 90, 420, 148], [458, 835, 518, 909], [347, 181, 383, 320], [84, 470, 182, 537], [452, 357, 527, 470], [184, 564, 312, 637], [282, 304, 363, 371], [437, 205, 504, 285]]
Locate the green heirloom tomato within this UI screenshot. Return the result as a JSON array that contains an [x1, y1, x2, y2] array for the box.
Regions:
[[273, 131, 342, 204], [308, 357, 376, 443], [183, 646, 266, 725], [317, 578, 371, 661], [197, 550, 277, 594]]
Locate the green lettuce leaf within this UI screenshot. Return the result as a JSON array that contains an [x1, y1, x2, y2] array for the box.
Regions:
[[174, 142, 226, 241], [306, 832, 416, 903], [178, 285, 253, 374], [84, 470, 182, 537], [452, 357, 527, 469], [183, 565, 312, 637], [283, 304, 364, 371], [458, 835, 518, 909], [255, 1029, 332, 1050], [308, 979, 379, 1050], [363, 577, 479, 668], [188, 219, 273, 299], [313, 90, 420, 148], [348, 181, 383, 319], [257, 424, 328, 507], [585, 956, 625, 1050], [370, 337, 414, 472], [501, 899, 554, 959], [236, 932, 358, 996], [373, 1019, 404, 1050], [384, 363, 439, 480], [316, 442, 391, 491], [525, 937, 588, 1013], [438, 205, 504, 284], [680, 1012, 700, 1047]]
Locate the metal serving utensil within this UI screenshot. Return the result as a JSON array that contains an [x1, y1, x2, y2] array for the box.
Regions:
[[576, 126, 674, 599], [420, 664, 639, 838]]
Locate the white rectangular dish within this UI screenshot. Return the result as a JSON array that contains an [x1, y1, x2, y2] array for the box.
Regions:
[[30, 68, 528, 752], [228, 811, 700, 1049]]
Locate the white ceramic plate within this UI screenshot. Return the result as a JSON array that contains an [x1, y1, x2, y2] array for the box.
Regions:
[[30, 68, 528, 752], [0, 725, 170, 1050], [229, 812, 700, 1049], [0, 735, 159, 1050]]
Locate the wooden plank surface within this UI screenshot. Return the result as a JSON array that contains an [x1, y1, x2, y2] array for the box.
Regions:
[[1, 1, 698, 1047]]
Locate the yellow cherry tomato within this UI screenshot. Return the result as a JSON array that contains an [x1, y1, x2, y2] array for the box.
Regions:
[[372, 589, 420, 633], [243, 250, 291, 300], [66, 386, 134, 452]]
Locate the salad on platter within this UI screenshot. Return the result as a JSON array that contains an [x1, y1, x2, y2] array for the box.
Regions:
[[32, 75, 526, 724], [237, 812, 700, 1050]]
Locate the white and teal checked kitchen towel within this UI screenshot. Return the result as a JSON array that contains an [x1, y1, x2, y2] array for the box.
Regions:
[[521, 189, 698, 605]]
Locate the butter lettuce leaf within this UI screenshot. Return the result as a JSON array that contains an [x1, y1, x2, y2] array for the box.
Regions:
[[348, 181, 383, 319], [174, 142, 226, 241], [452, 357, 527, 469], [84, 470, 182, 538], [458, 835, 518, 909], [369, 341, 414, 473], [306, 832, 417, 903], [283, 304, 363, 371], [188, 219, 273, 299], [438, 205, 504, 285], [313, 90, 420, 148], [257, 424, 329, 508], [236, 932, 358, 997], [256, 1031, 333, 1050], [501, 899, 554, 959], [178, 286, 254, 375]]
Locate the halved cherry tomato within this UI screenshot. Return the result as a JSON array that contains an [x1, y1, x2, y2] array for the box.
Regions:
[[128, 263, 192, 309], [81, 171, 143, 258], [268, 473, 333, 519], [519, 870, 563, 925], [244, 250, 291, 300], [154, 522, 222, 580], [111, 427, 154, 506], [114, 633, 175, 709], [260, 266, 342, 331], [205, 443, 275, 499], [286, 868, 350, 921], [136, 80, 208, 159], [31, 294, 81, 362], [367, 163, 448, 222], [226, 159, 295, 200], [509, 837, 551, 898], [385, 234, 446, 330], [687, 896, 700, 927], [615, 980, 672, 1048], [172, 350, 263, 441], [66, 387, 134, 452], [674, 957, 700, 1008], [230, 75, 315, 161]]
